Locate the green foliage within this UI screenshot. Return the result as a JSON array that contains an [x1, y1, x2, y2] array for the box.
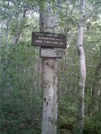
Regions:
[[0, 0, 101, 134], [0, 41, 42, 134], [84, 108, 101, 134]]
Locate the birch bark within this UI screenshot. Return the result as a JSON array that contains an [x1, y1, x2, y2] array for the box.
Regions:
[[0, 22, 3, 42], [40, 2, 59, 134], [5, 1, 10, 44], [41, 58, 58, 134], [75, 0, 86, 134]]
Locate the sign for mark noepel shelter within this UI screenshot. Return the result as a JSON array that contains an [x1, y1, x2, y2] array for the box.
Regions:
[[32, 32, 66, 48]]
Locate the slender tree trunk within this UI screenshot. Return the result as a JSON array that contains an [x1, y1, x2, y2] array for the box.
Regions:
[[96, 48, 101, 97], [5, 19, 9, 44], [0, 22, 3, 38], [0, 22, 3, 62], [91, 47, 101, 110], [2, 18, 10, 64], [5, 1, 10, 44], [11, 9, 27, 44], [75, 0, 86, 134]]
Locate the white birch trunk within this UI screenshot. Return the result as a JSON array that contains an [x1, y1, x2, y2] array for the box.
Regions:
[[0, 22, 3, 42], [76, 0, 86, 134], [0, 22, 2, 37], [41, 58, 58, 134], [40, 2, 60, 134], [5, 1, 10, 44]]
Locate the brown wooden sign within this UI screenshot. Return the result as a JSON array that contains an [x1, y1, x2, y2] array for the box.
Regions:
[[32, 32, 66, 48]]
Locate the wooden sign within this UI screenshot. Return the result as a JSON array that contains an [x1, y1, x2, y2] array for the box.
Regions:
[[32, 32, 66, 48]]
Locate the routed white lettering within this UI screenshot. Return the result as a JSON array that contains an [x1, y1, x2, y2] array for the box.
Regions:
[[35, 40, 42, 43]]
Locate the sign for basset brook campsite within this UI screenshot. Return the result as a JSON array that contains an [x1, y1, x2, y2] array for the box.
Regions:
[[32, 32, 66, 48]]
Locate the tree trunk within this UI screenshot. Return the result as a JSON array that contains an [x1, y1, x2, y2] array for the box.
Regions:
[[5, 1, 10, 44], [41, 58, 58, 134], [41, 50, 61, 134], [11, 9, 27, 44], [91, 47, 101, 110], [0, 22, 3, 38], [75, 0, 86, 134], [40, 2, 60, 134], [5, 19, 9, 44]]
